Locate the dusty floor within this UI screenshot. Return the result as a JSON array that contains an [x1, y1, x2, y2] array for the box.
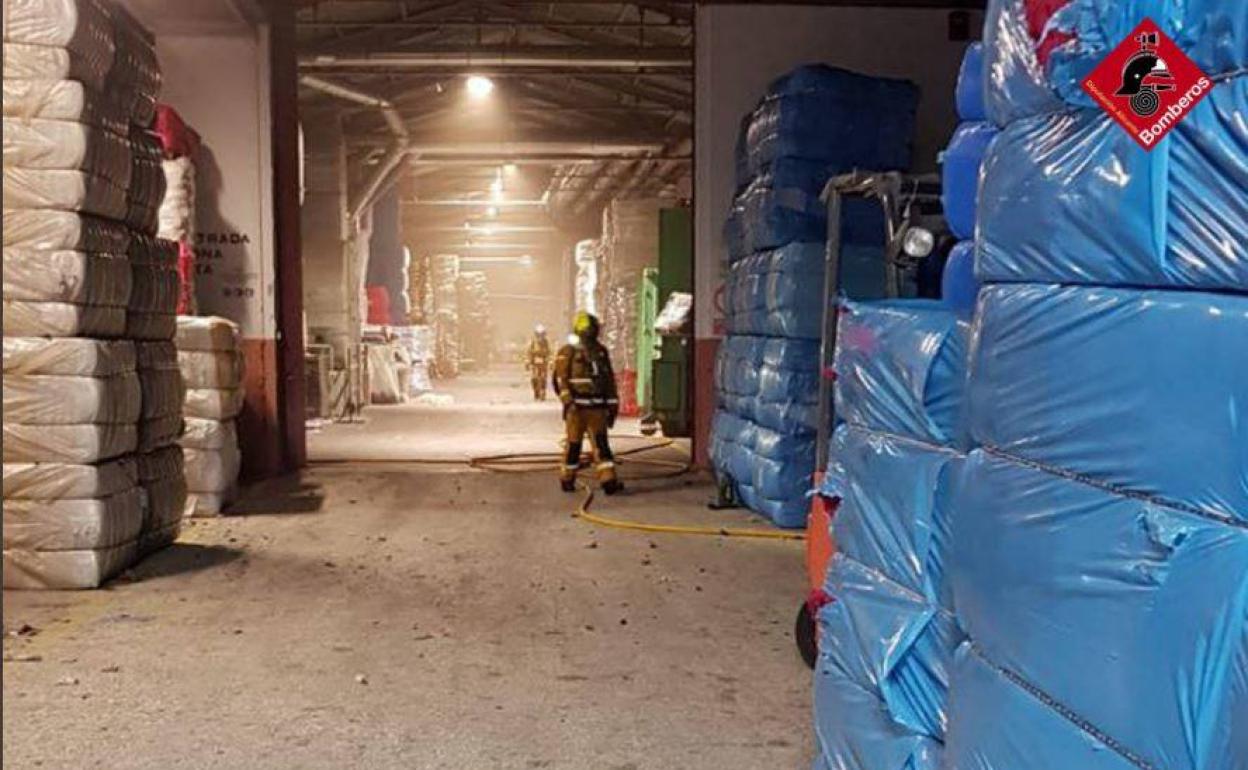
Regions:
[[3, 367, 812, 769]]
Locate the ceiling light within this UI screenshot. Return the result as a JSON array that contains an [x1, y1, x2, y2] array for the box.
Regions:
[[520, 254, 534, 268], [503, 163, 518, 175], [486, 206, 499, 218], [465, 75, 494, 99]]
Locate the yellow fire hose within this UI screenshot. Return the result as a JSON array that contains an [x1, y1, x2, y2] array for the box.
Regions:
[[469, 439, 806, 542]]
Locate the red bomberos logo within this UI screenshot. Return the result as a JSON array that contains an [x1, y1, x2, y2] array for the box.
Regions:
[[1082, 18, 1213, 150]]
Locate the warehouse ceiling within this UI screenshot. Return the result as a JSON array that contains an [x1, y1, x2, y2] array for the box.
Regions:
[[296, 1, 693, 256]]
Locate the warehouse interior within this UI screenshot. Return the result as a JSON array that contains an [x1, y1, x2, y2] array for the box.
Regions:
[[4, 1, 1246, 768]]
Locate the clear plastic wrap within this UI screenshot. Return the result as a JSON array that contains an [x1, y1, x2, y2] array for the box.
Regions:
[[3, 486, 142, 551], [178, 417, 236, 451], [2, 336, 135, 377], [3, 208, 130, 251], [574, 239, 599, 314], [186, 492, 229, 518], [3, 539, 136, 590], [177, 349, 243, 390], [430, 254, 460, 378], [183, 445, 240, 496], [174, 315, 240, 352], [946, 450, 1248, 770], [2, 371, 140, 424], [366, 342, 405, 404], [184, 387, 244, 421], [137, 341, 186, 420], [2, 421, 136, 464], [127, 232, 177, 266], [455, 271, 491, 371], [2, 168, 128, 219], [968, 283, 1248, 522], [2, 117, 133, 182], [1, 248, 132, 306], [2, 298, 126, 337], [106, 4, 160, 128], [2, 457, 137, 500], [834, 299, 970, 447], [977, 80, 1248, 291]]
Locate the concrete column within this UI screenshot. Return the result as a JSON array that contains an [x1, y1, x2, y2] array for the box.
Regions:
[[300, 116, 352, 352]]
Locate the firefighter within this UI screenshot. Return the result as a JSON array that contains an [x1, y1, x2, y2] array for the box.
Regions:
[[552, 312, 623, 495], [526, 324, 552, 401]]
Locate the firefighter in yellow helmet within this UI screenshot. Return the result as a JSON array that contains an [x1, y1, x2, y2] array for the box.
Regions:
[[552, 312, 623, 494], [525, 324, 552, 401]]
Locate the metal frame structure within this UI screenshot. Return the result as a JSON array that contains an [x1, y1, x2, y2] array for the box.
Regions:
[[814, 170, 944, 470]]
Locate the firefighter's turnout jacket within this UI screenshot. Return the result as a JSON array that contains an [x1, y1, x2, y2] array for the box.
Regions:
[[552, 339, 618, 414]]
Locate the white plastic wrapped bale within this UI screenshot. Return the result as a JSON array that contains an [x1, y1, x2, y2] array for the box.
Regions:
[[2, 0, 116, 60], [136, 445, 185, 555], [183, 385, 243, 421], [3, 538, 136, 590], [1, 248, 131, 306], [135, 341, 185, 452], [2, 78, 124, 130], [2, 168, 128, 219], [2, 117, 133, 182], [175, 314, 240, 352], [4, 485, 143, 552], [1, 297, 126, 338], [157, 156, 195, 242], [178, 348, 243, 390], [3, 456, 137, 499], [2, 209, 129, 251], [180, 419, 239, 515], [1, 337, 139, 464], [2, 41, 111, 91]]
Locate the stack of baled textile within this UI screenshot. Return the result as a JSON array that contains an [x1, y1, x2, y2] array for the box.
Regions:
[[175, 317, 242, 516], [2, 0, 184, 587]]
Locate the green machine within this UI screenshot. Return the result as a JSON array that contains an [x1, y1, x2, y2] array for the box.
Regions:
[[637, 206, 692, 437]]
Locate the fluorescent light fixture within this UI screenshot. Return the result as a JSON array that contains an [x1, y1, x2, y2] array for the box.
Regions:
[[465, 75, 494, 99], [486, 206, 499, 218]]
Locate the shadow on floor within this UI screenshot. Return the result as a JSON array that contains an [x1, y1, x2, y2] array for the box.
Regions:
[[119, 543, 244, 582], [226, 475, 326, 517]]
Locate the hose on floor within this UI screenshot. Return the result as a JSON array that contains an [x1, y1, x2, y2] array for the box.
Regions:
[[470, 439, 806, 542]]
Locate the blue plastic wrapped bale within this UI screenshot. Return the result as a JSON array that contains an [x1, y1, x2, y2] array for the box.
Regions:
[[947, 450, 1248, 770], [710, 406, 815, 528], [834, 299, 970, 446], [818, 554, 961, 740], [822, 424, 962, 604], [940, 241, 979, 319], [812, 651, 942, 770], [977, 79, 1248, 291], [715, 334, 820, 435], [955, 42, 986, 122], [940, 122, 998, 241], [740, 65, 919, 181], [968, 283, 1248, 522], [942, 643, 1145, 770], [984, 0, 1248, 125], [725, 243, 824, 339], [726, 159, 887, 261]]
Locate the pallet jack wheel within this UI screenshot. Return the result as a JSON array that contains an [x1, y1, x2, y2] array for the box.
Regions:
[[795, 601, 818, 670]]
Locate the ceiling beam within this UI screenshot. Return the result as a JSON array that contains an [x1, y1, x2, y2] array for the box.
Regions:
[[298, 46, 691, 70]]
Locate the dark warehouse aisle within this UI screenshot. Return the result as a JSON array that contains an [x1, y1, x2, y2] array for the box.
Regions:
[[3, 373, 810, 770]]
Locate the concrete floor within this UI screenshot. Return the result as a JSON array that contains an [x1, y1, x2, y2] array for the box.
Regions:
[[3, 367, 812, 769]]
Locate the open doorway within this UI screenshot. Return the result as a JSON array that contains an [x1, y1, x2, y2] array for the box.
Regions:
[[295, 2, 694, 464]]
